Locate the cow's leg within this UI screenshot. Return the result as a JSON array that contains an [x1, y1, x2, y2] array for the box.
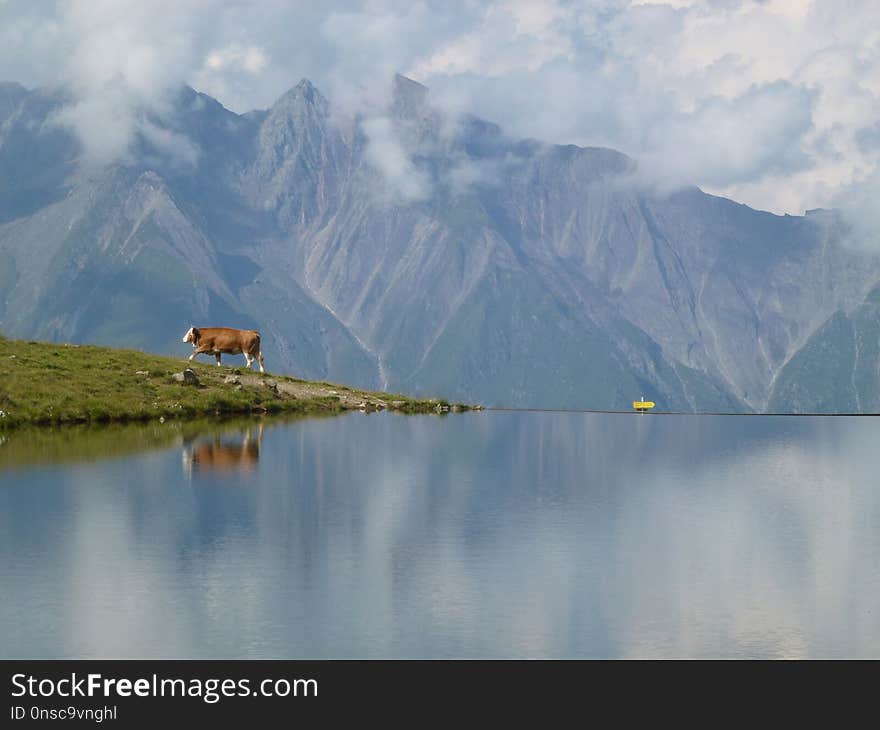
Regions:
[[215, 352, 222, 366], [258, 351, 265, 373], [244, 353, 253, 369]]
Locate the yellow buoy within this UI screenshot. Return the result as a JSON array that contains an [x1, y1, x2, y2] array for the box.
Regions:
[[633, 396, 655, 412]]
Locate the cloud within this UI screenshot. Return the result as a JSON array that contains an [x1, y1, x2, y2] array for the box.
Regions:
[[4, 0, 210, 165], [445, 157, 505, 195], [361, 116, 432, 203], [408, 0, 878, 215], [204, 43, 267, 74], [831, 164, 880, 251], [0, 0, 280, 165], [192, 41, 272, 117], [638, 81, 816, 190], [52, 97, 137, 167], [856, 123, 880, 154], [0, 0, 878, 218]]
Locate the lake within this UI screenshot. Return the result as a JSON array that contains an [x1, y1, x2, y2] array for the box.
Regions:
[[2, 411, 879, 658]]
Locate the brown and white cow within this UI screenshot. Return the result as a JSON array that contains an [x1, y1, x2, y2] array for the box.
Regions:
[[182, 326, 265, 372]]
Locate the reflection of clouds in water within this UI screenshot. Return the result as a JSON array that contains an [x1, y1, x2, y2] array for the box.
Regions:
[[597, 418, 877, 658], [2, 413, 880, 657], [63, 492, 194, 657]]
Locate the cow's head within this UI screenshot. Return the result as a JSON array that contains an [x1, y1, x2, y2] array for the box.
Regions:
[[182, 326, 200, 344]]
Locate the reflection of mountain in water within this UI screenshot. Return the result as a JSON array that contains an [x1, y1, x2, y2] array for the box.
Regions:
[[2, 412, 880, 658], [182, 425, 263, 477]]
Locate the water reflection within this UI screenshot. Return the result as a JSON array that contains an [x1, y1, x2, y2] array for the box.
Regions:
[[0, 415, 311, 472], [2, 412, 880, 658], [182, 425, 263, 477]]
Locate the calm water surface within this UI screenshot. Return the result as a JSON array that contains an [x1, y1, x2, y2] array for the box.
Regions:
[[1, 411, 879, 658]]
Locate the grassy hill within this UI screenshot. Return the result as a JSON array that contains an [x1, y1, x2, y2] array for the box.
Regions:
[[0, 334, 473, 430]]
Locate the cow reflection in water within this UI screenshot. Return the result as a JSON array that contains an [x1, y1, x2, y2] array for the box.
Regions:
[[182, 425, 263, 477]]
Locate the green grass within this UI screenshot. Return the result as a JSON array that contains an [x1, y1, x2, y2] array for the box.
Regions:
[[0, 334, 474, 430]]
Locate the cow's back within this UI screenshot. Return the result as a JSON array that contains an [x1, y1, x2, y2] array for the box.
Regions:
[[199, 327, 260, 354]]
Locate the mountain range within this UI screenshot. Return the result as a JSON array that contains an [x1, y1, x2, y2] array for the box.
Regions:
[[1, 74, 878, 411]]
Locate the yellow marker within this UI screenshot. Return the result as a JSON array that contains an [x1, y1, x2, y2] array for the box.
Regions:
[[633, 396, 655, 412]]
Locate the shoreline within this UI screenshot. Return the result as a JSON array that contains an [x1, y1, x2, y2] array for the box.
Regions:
[[0, 336, 477, 432]]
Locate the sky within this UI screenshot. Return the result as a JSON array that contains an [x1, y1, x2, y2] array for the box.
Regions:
[[1, 0, 879, 218]]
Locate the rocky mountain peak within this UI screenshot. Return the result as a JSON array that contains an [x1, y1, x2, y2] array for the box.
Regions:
[[391, 74, 429, 119], [0, 80, 28, 99], [1, 75, 877, 412], [272, 78, 328, 116]]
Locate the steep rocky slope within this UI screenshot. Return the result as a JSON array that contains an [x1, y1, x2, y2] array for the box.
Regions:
[[1, 76, 876, 410]]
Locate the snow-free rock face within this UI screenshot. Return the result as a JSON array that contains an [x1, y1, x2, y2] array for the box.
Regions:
[[768, 284, 880, 413], [0, 76, 877, 410]]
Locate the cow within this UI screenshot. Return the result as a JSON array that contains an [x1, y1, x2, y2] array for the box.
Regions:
[[182, 326, 265, 372]]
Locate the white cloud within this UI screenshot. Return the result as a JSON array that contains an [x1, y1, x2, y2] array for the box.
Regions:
[[6, 0, 210, 165], [1, 0, 878, 219], [403, 0, 880, 216], [204, 43, 267, 74], [52, 96, 137, 167], [639, 81, 816, 190], [361, 116, 432, 203], [832, 165, 880, 251]]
